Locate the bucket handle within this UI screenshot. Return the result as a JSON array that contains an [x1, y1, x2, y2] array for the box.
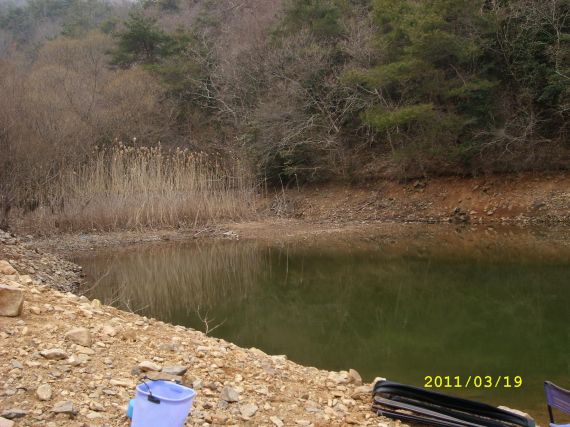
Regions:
[[141, 376, 160, 404]]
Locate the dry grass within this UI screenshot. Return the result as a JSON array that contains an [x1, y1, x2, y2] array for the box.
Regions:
[[15, 144, 257, 233]]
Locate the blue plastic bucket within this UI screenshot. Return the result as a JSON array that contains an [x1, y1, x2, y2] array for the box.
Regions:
[[131, 381, 196, 427], [127, 399, 134, 418]]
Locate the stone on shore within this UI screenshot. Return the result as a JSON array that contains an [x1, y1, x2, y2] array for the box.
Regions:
[[328, 371, 349, 385], [18, 275, 33, 285], [0, 417, 14, 427], [89, 402, 105, 412], [52, 401, 76, 415], [162, 365, 187, 376], [0, 284, 23, 317], [239, 403, 258, 418], [351, 385, 372, 400], [0, 409, 27, 420], [348, 368, 363, 385], [138, 361, 162, 372], [101, 324, 117, 336], [65, 327, 92, 347], [0, 260, 17, 275], [36, 384, 53, 401], [40, 348, 68, 360], [143, 371, 183, 382], [270, 415, 284, 427], [221, 386, 240, 403]]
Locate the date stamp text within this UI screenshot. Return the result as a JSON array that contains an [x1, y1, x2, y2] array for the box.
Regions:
[[424, 375, 523, 389]]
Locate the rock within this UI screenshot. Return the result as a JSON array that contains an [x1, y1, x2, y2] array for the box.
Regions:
[[451, 207, 470, 224], [212, 414, 229, 424], [65, 327, 92, 347], [138, 361, 162, 372], [159, 342, 178, 352], [36, 384, 53, 401], [52, 401, 76, 415], [10, 360, 23, 369], [220, 386, 240, 403], [239, 403, 258, 418], [109, 379, 133, 388], [351, 385, 372, 400], [348, 368, 362, 385], [328, 371, 349, 385], [162, 365, 187, 376], [86, 411, 103, 419], [144, 372, 182, 382], [91, 299, 102, 308], [0, 417, 14, 427], [18, 275, 33, 285], [68, 354, 89, 366], [40, 349, 68, 360], [0, 260, 17, 275], [101, 324, 117, 337], [0, 409, 27, 420], [89, 402, 105, 412], [76, 346, 95, 355], [270, 416, 284, 427], [0, 285, 23, 317]]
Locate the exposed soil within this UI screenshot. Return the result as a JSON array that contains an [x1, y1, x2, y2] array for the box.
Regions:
[[268, 172, 570, 225]]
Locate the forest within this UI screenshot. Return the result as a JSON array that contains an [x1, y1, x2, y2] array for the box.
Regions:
[[0, 0, 568, 231]]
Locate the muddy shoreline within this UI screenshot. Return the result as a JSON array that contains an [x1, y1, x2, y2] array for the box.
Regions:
[[31, 219, 570, 268]]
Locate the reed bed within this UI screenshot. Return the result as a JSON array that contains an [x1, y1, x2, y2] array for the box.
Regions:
[[17, 144, 257, 233]]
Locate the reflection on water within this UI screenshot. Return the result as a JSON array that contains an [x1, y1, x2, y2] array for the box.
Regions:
[[76, 233, 570, 423], [82, 242, 261, 317]]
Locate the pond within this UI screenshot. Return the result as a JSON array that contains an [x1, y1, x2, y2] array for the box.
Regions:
[[75, 225, 570, 424]]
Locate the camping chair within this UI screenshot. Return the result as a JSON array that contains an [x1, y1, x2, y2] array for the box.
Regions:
[[544, 381, 570, 427]]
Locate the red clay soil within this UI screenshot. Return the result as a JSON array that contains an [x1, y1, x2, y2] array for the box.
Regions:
[[269, 172, 570, 225]]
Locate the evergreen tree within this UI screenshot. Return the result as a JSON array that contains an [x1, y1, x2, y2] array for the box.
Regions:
[[112, 12, 175, 67], [348, 0, 497, 161], [281, 0, 343, 40]]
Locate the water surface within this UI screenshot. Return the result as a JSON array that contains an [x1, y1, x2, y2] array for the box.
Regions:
[[76, 227, 570, 423]]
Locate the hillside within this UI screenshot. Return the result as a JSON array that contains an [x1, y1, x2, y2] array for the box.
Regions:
[[0, 0, 568, 232]]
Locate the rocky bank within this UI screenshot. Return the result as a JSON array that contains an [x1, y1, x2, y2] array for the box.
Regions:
[[0, 230, 398, 427]]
